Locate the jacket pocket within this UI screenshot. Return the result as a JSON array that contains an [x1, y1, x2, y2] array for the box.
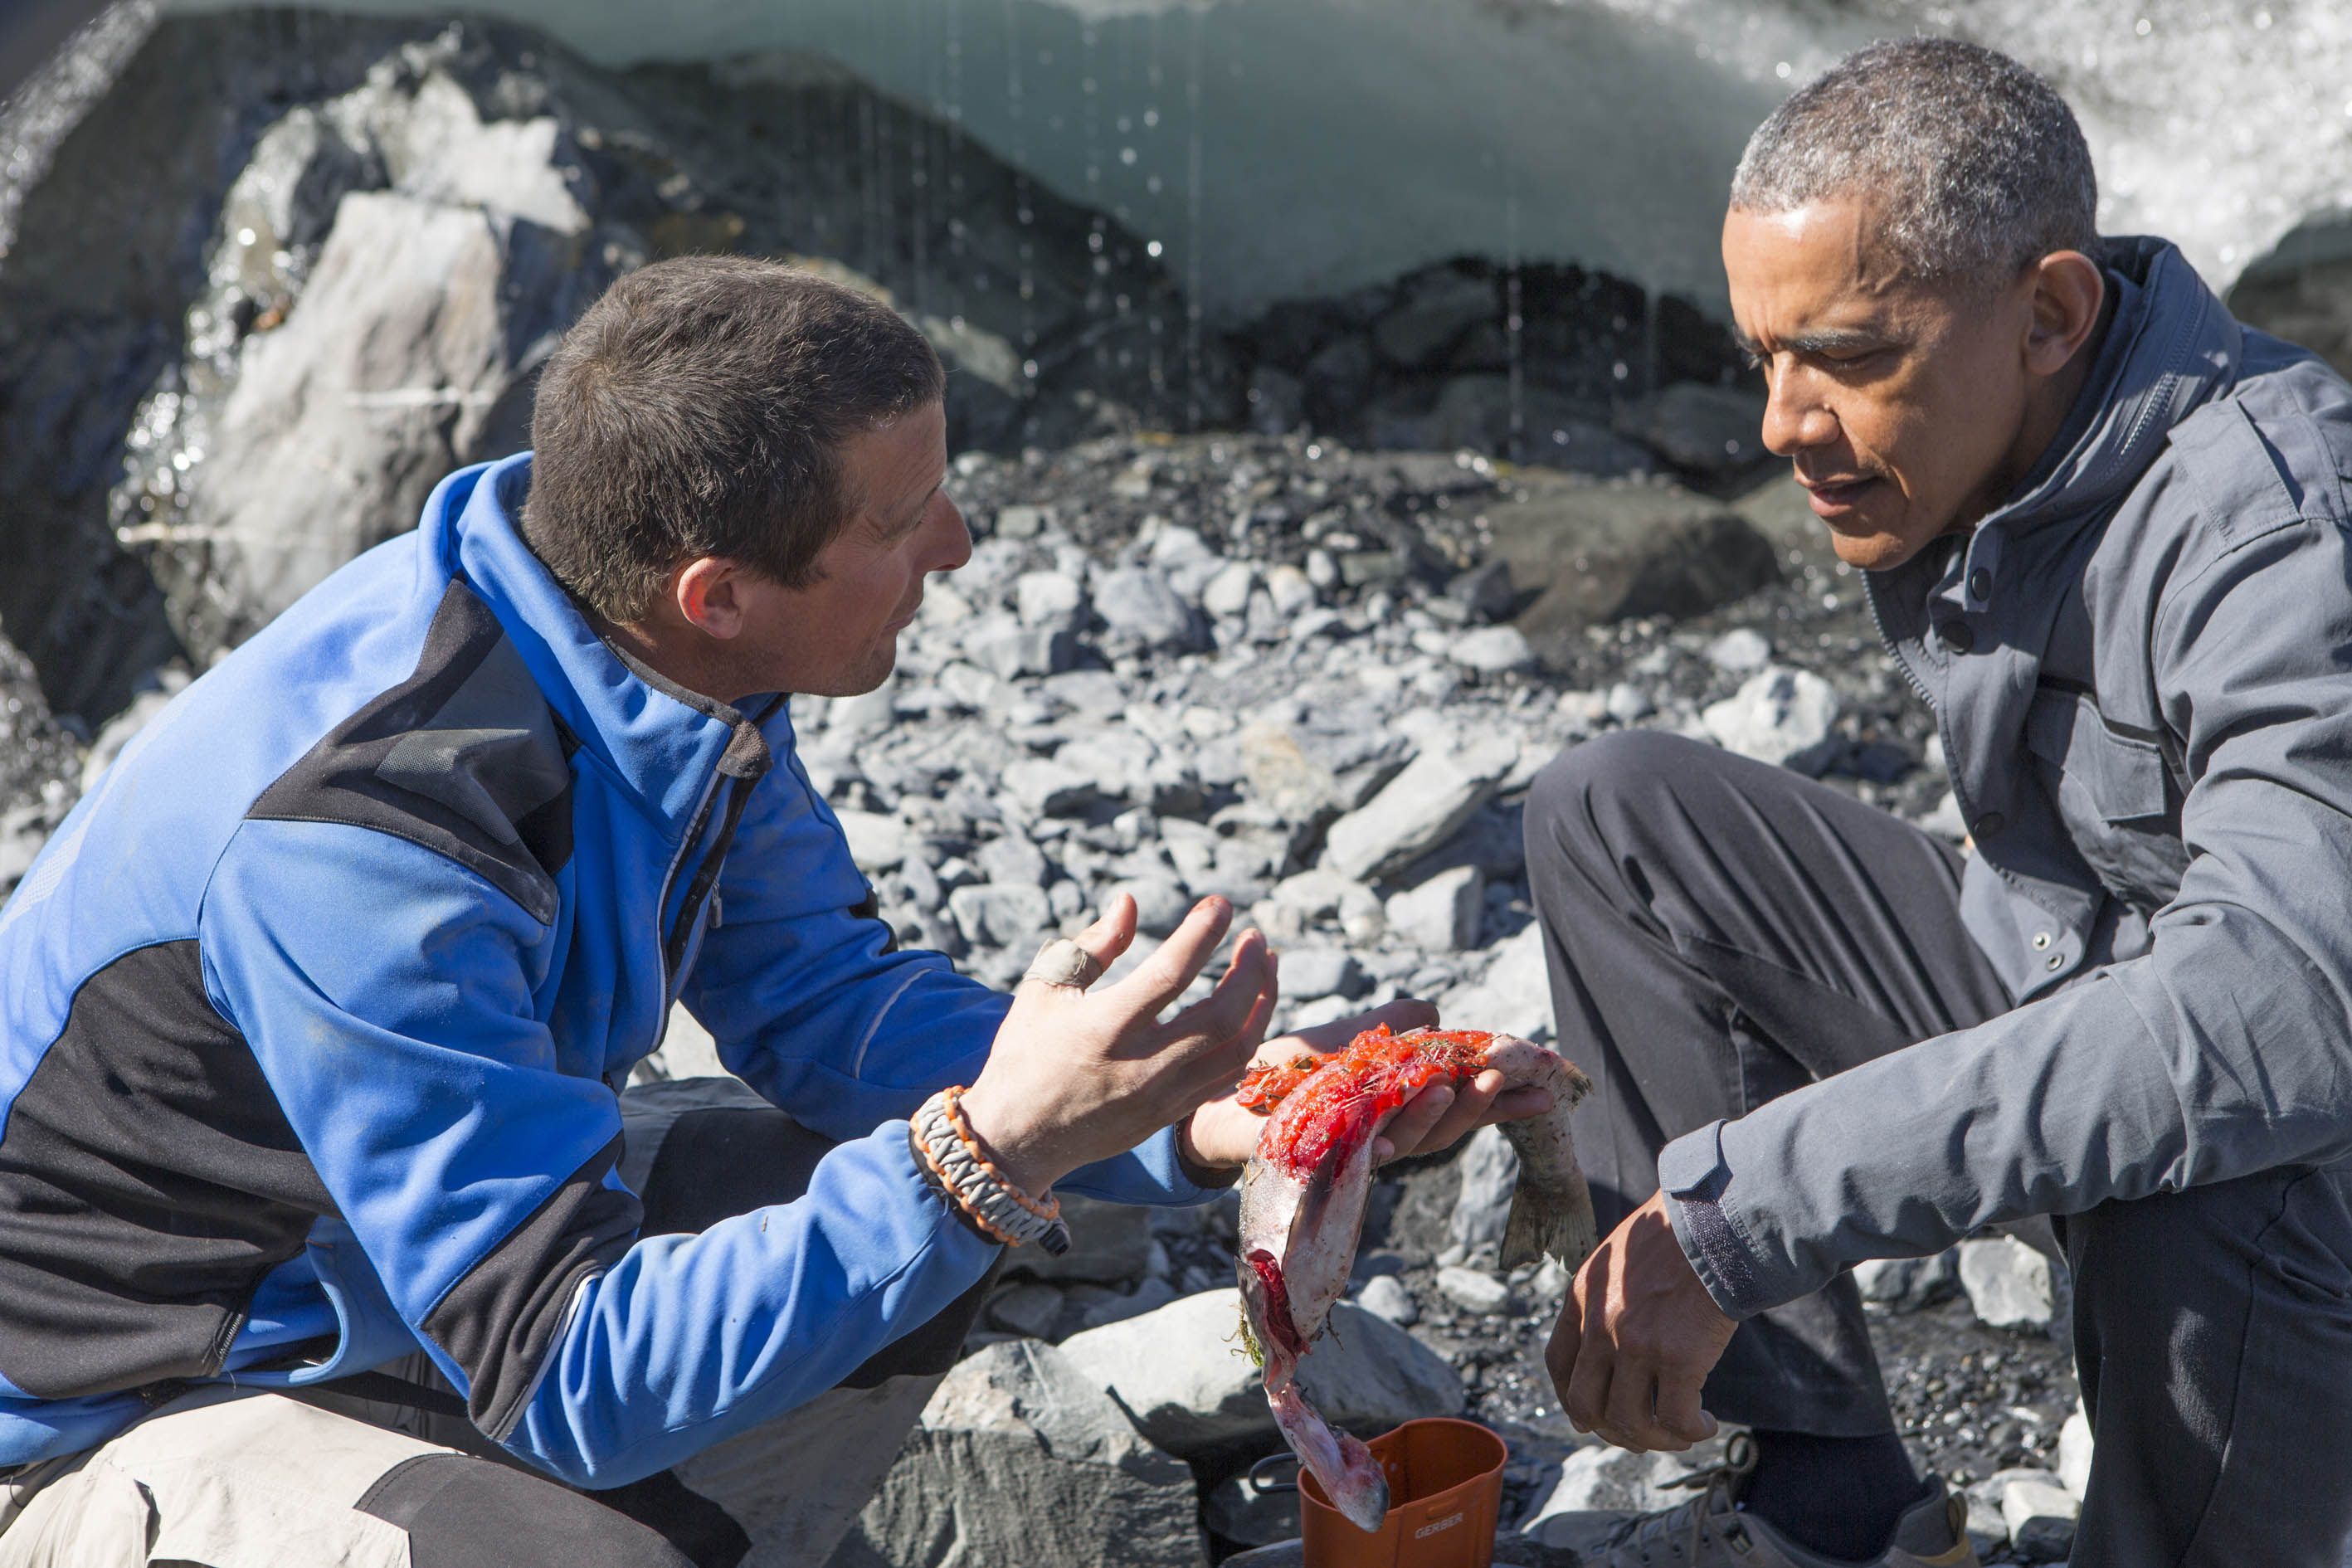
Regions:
[[2025, 688, 2188, 907]]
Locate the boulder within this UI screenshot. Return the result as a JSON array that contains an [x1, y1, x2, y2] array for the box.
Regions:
[[1372, 268, 1497, 367], [1015, 570, 1086, 630], [1323, 733, 1517, 883], [1851, 1249, 1960, 1313], [947, 882, 1054, 950], [1999, 1473, 2078, 1563], [1436, 923, 1555, 1043], [1278, 947, 1366, 1003], [1701, 666, 1840, 771], [1616, 381, 1770, 475], [1518, 1443, 1711, 1549], [1483, 475, 1780, 655], [1385, 864, 1485, 952], [1959, 1236, 2068, 1332], [1058, 1288, 1463, 1457], [2057, 1406, 2094, 1501], [830, 1340, 1205, 1568]]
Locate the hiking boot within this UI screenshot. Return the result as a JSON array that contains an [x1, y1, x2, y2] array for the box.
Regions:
[[1583, 1433, 1979, 1568]]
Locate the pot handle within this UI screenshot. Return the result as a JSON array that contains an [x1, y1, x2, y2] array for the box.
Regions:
[[1248, 1450, 1303, 1495]]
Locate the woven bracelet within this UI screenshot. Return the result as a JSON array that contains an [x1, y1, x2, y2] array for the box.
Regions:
[[910, 1088, 1073, 1254]]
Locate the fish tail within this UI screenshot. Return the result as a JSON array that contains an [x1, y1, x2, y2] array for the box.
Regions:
[[1499, 1176, 1599, 1272]]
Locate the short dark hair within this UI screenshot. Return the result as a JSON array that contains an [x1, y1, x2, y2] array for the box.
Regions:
[[523, 256, 945, 621], [1730, 38, 2098, 291]]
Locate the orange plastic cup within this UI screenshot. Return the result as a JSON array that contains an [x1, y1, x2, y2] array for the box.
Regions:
[[1296, 1417, 1509, 1568]]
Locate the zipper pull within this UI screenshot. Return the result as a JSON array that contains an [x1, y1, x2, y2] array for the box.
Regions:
[[708, 894, 723, 930]]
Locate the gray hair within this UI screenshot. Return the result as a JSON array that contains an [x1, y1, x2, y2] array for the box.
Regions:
[[1730, 37, 2098, 290]]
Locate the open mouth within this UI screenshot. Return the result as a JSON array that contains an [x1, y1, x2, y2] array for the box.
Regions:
[[1799, 475, 1879, 516]]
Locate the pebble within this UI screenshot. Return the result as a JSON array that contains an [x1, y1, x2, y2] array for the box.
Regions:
[[1384, 864, 1484, 952], [1444, 625, 1536, 674], [1701, 665, 1840, 769], [1705, 626, 1772, 671], [1356, 1273, 1419, 1327], [1435, 1264, 1513, 1315], [1999, 1473, 2079, 1562], [1959, 1235, 2067, 1332]]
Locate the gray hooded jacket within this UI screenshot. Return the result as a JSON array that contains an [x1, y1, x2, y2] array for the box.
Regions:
[[1661, 236, 2352, 1317]]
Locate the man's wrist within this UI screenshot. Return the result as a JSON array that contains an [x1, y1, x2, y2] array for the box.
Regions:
[[1175, 1114, 1242, 1189], [952, 1082, 1066, 1196]]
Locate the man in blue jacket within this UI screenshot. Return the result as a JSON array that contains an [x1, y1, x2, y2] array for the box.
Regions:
[[0, 258, 1524, 1564], [1535, 37, 2352, 1568]]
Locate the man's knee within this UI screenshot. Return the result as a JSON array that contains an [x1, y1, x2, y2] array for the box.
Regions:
[[1525, 729, 1717, 874]]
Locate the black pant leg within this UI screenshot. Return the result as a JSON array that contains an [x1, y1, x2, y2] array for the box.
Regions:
[[2060, 1160, 2352, 1568], [1523, 730, 2012, 1435]]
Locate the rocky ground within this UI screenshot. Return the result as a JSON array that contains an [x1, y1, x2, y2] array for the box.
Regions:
[[0, 8, 2131, 1566]]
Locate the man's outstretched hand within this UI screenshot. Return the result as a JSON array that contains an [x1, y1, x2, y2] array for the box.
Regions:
[[1546, 1191, 1740, 1453]]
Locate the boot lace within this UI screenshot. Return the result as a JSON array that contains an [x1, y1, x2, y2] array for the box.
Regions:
[[1594, 1430, 1761, 1566]]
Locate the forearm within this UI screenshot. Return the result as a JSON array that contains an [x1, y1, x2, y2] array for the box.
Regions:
[[1663, 913, 2352, 1317]]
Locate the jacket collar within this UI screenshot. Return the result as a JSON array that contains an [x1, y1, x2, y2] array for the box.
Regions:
[[427, 452, 773, 837], [1985, 236, 2242, 535]]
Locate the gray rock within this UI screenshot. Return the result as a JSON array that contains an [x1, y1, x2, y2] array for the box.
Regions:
[[1240, 722, 1343, 826], [1278, 947, 1366, 1003], [1852, 1249, 1960, 1313], [2058, 1407, 2094, 1501], [834, 1339, 1205, 1568], [1323, 733, 1518, 883], [1264, 564, 1319, 616], [1058, 1288, 1463, 1457], [1964, 1490, 2011, 1557], [1078, 1275, 1179, 1332], [970, 620, 1078, 680], [1959, 1235, 2068, 1332], [1617, 382, 1770, 475], [1001, 759, 1098, 818], [1999, 1474, 2078, 1563], [78, 677, 179, 794], [1520, 1444, 1710, 1547], [1446, 1124, 1522, 1255], [947, 882, 1053, 950], [1705, 627, 1772, 672], [1385, 864, 1485, 952], [994, 504, 1052, 539], [830, 679, 899, 738], [1435, 923, 1555, 1043], [1355, 1274, 1419, 1327], [1605, 682, 1655, 724], [989, 1283, 1066, 1338], [1434, 1264, 1512, 1316], [1445, 625, 1536, 674], [1006, 1193, 1156, 1286], [1483, 475, 1780, 651], [1373, 269, 1496, 367], [1094, 567, 1200, 651], [1246, 366, 1305, 436], [1201, 561, 1259, 620], [975, 832, 1051, 889], [1702, 666, 1840, 770], [835, 809, 915, 871], [1113, 874, 1195, 937], [1015, 570, 1085, 630]]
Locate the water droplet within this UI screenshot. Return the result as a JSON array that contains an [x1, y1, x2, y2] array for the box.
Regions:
[[1120, 147, 1138, 165], [1022, 359, 1039, 379], [1612, 361, 1630, 381], [2134, 16, 2152, 35], [1147, 240, 1163, 257], [236, 226, 256, 247], [1143, 109, 1161, 128], [1775, 60, 1791, 80]]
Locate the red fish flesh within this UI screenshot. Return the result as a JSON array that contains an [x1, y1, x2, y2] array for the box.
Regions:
[[1234, 1025, 1595, 1532]]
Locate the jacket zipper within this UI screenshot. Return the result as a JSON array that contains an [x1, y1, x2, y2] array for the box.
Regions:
[[1864, 572, 1938, 710]]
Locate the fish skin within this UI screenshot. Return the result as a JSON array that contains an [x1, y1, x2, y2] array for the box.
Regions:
[[1233, 1025, 1596, 1534]]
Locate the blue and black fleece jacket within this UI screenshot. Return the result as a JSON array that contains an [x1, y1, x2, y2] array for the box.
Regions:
[[0, 453, 1218, 1483]]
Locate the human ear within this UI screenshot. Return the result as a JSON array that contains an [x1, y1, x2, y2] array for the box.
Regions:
[[2023, 250, 2106, 377], [672, 558, 745, 640]]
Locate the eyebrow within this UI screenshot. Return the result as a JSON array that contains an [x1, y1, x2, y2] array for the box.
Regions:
[[1734, 324, 1894, 358]]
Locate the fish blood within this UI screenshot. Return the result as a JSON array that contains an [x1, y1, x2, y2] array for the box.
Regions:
[[1234, 1024, 1597, 1534]]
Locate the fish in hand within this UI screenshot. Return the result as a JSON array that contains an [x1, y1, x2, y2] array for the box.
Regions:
[[1233, 1024, 1595, 1531]]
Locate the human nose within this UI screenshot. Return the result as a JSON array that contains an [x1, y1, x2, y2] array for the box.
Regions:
[[928, 490, 973, 573], [1758, 364, 1838, 457]]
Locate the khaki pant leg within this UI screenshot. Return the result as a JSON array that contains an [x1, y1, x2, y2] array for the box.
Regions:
[[0, 1387, 446, 1568]]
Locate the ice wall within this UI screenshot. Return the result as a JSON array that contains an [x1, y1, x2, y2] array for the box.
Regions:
[[153, 0, 2352, 320]]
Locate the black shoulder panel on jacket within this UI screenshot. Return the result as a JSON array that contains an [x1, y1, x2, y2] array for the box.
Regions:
[[0, 942, 333, 1400], [423, 1133, 640, 1442], [250, 582, 577, 924]]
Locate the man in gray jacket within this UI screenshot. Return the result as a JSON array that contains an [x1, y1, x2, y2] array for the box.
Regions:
[[1531, 37, 2352, 1568]]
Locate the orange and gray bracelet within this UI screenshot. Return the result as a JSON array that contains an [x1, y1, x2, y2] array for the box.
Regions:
[[909, 1087, 1073, 1254]]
